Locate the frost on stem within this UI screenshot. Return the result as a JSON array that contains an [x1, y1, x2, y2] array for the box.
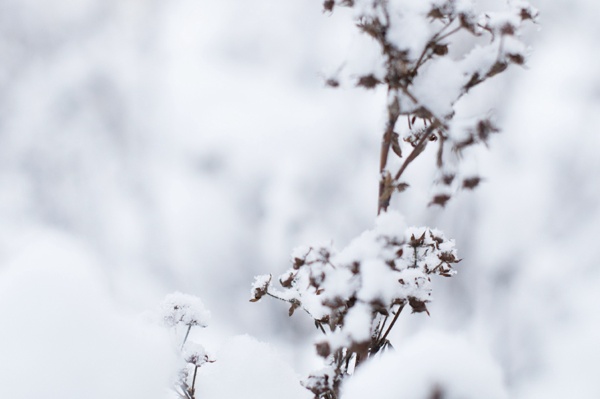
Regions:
[[323, 0, 538, 212], [159, 292, 213, 399], [251, 211, 460, 398]]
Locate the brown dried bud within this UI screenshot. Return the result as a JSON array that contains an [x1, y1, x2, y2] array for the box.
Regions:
[[438, 251, 458, 263], [429, 231, 444, 246], [279, 272, 295, 288], [250, 275, 271, 302], [459, 13, 478, 34], [293, 257, 305, 269], [500, 23, 516, 36], [408, 296, 430, 315], [325, 78, 340, 88], [429, 194, 451, 207], [409, 231, 426, 247], [432, 43, 449, 56], [476, 119, 499, 141], [519, 7, 538, 21], [428, 8, 445, 19], [464, 72, 481, 91], [315, 341, 331, 358], [442, 174, 455, 185], [371, 299, 389, 316], [395, 182, 410, 193], [391, 132, 402, 158], [288, 299, 301, 317], [508, 53, 525, 65], [356, 74, 381, 89], [487, 61, 508, 78], [462, 176, 481, 190]]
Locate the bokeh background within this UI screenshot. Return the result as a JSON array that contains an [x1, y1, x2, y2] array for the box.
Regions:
[[1, 0, 598, 397]]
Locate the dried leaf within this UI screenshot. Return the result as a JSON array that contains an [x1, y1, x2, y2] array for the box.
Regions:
[[508, 53, 525, 65], [356, 74, 381, 89], [293, 257, 305, 269], [519, 6, 539, 21], [464, 72, 481, 91], [432, 43, 449, 56], [250, 274, 271, 302], [459, 13, 478, 34], [279, 272, 295, 288], [315, 341, 331, 358], [428, 8, 445, 19], [325, 78, 339, 88], [371, 299, 389, 316], [379, 171, 395, 209], [429, 194, 451, 207], [395, 182, 409, 192], [487, 61, 508, 78], [476, 119, 499, 141], [438, 251, 458, 263], [462, 176, 481, 190], [500, 23, 516, 35], [391, 132, 402, 158], [442, 174, 455, 185], [408, 297, 430, 315], [288, 299, 301, 317], [409, 231, 426, 247]]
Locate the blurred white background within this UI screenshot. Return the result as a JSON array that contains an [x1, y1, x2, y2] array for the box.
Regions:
[[0, 0, 598, 397]]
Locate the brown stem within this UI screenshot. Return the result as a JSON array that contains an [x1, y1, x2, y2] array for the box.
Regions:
[[190, 366, 198, 399], [377, 303, 405, 349], [393, 124, 435, 181], [435, 25, 462, 43], [375, 314, 389, 342], [410, 19, 456, 75], [377, 92, 400, 215], [436, 131, 446, 168], [181, 325, 192, 351], [266, 292, 323, 322]]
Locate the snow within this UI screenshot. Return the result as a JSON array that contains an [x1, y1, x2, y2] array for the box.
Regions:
[[0, 231, 176, 399], [194, 335, 311, 399], [357, 258, 402, 303], [411, 57, 468, 118], [385, 2, 433, 59], [342, 330, 508, 399]]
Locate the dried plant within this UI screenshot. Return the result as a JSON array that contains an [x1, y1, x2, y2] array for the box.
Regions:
[[251, 1, 537, 398], [159, 292, 214, 399]]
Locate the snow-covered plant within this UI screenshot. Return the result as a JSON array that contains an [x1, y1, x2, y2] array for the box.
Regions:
[[252, 1, 537, 398], [324, 0, 538, 212], [159, 292, 214, 399], [252, 211, 459, 397]]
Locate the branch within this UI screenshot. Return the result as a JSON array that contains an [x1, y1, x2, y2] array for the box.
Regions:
[[393, 124, 436, 181]]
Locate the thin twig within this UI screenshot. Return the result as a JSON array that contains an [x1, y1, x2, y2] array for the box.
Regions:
[[266, 292, 323, 322], [435, 25, 462, 43], [190, 366, 198, 398], [378, 303, 405, 347], [375, 314, 389, 342], [181, 325, 192, 351], [393, 125, 435, 181], [410, 19, 456, 74]]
